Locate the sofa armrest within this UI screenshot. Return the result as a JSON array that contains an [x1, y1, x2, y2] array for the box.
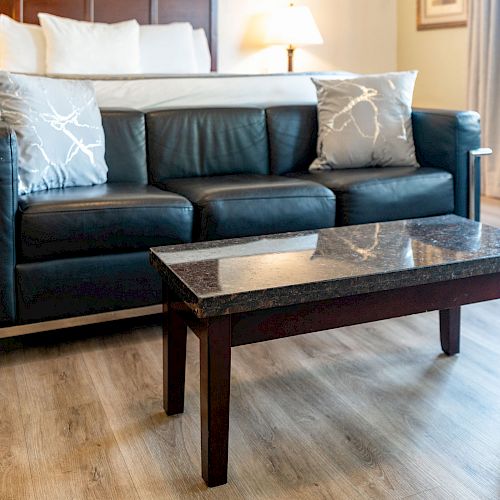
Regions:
[[412, 108, 481, 218], [0, 122, 18, 325]]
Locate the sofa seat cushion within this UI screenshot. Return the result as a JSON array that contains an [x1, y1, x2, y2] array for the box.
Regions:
[[18, 183, 193, 261], [159, 174, 336, 241], [291, 167, 454, 226]]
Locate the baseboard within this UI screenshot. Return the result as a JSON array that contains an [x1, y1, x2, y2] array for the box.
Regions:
[[0, 304, 163, 339]]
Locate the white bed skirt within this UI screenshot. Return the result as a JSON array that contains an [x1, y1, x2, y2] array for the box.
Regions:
[[73, 72, 352, 111]]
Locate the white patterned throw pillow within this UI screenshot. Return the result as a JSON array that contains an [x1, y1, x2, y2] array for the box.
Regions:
[[311, 71, 419, 170], [0, 72, 108, 195]]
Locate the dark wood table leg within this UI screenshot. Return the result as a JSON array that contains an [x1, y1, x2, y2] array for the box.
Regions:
[[163, 286, 187, 415], [199, 315, 232, 487], [439, 307, 461, 356]]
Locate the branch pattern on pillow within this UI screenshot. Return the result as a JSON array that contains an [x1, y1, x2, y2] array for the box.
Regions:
[[323, 82, 380, 144], [0, 72, 108, 194]]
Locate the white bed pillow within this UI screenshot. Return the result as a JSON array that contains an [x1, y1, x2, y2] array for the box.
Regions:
[[193, 29, 211, 73], [140, 23, 198, 74], [38, 13, 141, 75], [0, 15, 46, 74], [0, 72, 108, 194], [311, 71, 419, 170]]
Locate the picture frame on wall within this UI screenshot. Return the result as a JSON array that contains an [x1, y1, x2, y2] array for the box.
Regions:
[[417, 0, 468, 30]]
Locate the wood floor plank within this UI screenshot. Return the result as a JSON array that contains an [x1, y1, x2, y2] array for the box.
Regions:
[[291, 318, 499, 499], [0, 351, 35, 500], [231, 340, 439, 499], [9, 339, 140, 500], [482, 196, 500, 227], [16, 352, 97, 416], [401, 486, 458, 499], [22, 401, 140, 500]]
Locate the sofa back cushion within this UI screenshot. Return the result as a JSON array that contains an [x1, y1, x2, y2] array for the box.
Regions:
[[101, 110, 148, 184], [267, 105, 318, 175], [147, 108, 269, 182]]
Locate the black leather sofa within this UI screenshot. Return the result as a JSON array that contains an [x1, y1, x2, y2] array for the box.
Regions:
[[0, 105, 480, 329]]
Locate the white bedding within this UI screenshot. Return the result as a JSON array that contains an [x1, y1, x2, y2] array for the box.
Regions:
[[69, 72, 353, 111]]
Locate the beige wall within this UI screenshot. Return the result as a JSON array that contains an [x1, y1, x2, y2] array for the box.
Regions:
[[397, 1, 469, 109], [218, 0, 397, 74]]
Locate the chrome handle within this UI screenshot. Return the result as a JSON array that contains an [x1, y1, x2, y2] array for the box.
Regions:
[[469, 148, 493, 221]]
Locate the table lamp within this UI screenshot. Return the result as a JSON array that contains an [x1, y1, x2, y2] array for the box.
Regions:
[[262, 3, 323, 72]]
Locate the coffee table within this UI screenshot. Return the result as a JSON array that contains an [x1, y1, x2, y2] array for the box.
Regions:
[[150, 215, 500, 487]]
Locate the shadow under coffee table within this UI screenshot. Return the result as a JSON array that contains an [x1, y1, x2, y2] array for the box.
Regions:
[[150, 214, 500, 487]]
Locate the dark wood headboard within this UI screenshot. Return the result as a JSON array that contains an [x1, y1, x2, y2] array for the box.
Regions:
[[0, 0, 218, 70]]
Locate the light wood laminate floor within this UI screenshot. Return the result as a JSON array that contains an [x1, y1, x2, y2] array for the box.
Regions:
[[0, 202, 499, 500]]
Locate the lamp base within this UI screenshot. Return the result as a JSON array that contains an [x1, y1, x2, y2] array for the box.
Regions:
[[287, 45, 295, 72]]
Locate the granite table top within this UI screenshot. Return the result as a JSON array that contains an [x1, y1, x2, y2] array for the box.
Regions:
[[150, 215, 500, 318]]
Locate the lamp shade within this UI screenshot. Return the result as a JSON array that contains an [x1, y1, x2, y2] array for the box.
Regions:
[[262, 5, 324, 47]]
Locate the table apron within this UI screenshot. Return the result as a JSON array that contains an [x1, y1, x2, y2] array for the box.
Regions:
[[228, 272, 500, 347]]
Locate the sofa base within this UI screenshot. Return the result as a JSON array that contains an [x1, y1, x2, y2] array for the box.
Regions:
[[0, 304, 162, 339]]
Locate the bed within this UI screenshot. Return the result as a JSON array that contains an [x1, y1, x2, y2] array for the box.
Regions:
[[53, 72, 349, 110], [0, 0, 347, 109]]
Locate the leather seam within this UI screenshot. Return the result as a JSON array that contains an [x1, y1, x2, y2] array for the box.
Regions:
[[413, 110, 475, 119], [196, 195, 335, 204], [19, 205, 193, 215], [8, 127, 16, 323], [338, 174, 453, 192]]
